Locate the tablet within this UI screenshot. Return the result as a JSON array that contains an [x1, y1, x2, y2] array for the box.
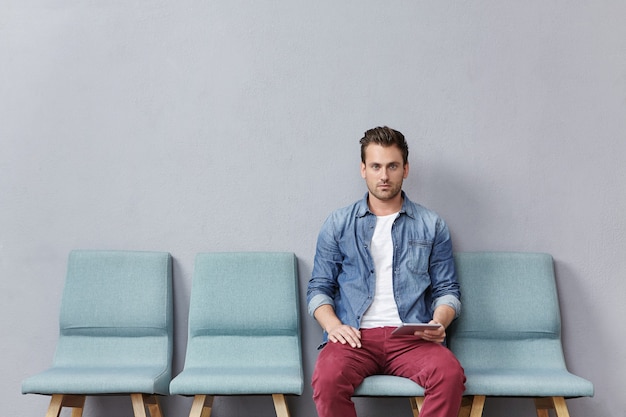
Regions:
[[391, 323, 442, 336]]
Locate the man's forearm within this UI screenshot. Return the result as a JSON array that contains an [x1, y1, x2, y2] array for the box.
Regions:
[[432, 304, 457, 329], [313, 304, 343, 332], [314, 303, 362, 348]]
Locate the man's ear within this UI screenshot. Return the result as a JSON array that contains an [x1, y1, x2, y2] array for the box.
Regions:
[[360, 162, 366, 179], [403, 162, 410, 179]]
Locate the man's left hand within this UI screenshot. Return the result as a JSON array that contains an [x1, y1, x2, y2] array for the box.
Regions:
[[413, 321, 446, 344]]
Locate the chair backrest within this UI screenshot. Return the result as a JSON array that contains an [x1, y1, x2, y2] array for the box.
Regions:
[[184, 252, 302, 376], [449, 252, 567, 370], [53, 250, 173, 372]]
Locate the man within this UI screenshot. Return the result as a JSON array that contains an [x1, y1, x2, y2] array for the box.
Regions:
[[307, 126, 465, 417]]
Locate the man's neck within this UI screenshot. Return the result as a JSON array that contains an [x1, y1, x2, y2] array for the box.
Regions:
[[367, 193, 403, 216]]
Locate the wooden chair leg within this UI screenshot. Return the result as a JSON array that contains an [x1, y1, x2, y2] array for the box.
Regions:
[[45, 394, 86, 417], [145, 395, 164, 417], [458, 396, 473, 417], [70, 404, 85, 417], [409, 396, 424, 417], [552, 397, 571, 417], [130, 393, 165, 417], [410, 395, 483, 417], [45, 394, 64, 417], [535, 397, 571, 417], [272, 394, 291, 417], [467, 395, 485, 417], [190, 394, 214, 417], [535, 397, 553, 417], [131, 394, 148, 417]]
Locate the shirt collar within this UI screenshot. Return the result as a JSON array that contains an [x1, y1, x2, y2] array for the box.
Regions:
[[356, 191, 415, 219]]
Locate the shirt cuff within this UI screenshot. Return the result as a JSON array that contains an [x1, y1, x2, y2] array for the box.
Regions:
[[308, 294, 334, 318], [432, 295, 461, 319]]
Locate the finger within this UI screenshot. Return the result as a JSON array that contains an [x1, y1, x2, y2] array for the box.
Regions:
[[340, 331, 361, 348], [329, 332, 348, 345], [348, 335, 362, 348], [330, 330, 355, 346], [343, 329, 362, 348]]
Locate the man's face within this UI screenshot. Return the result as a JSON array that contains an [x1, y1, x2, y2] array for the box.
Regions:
[[360, 144, 409, 203]]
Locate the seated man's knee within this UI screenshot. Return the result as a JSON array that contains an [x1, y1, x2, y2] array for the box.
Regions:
[[440, 358, 466, 390], [313, 361, 360, 399]]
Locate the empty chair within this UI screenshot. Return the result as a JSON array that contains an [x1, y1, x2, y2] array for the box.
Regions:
[[169, 252, 303, 417], [449, 252, 594, 417], [22, 250, 173, 417]]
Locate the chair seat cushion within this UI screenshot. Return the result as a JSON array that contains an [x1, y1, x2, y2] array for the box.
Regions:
[[353, 375, 425, 397], [463, 368, 594, 397], [169, 366, 303, 395], [21, 366, 171, 395]]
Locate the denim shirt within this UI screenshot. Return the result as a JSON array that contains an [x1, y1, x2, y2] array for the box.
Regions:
[[307, 192, 460, 341]]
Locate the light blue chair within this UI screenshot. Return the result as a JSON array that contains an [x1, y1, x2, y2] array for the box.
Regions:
[[169, 252, 303, 417], [353, 375, 427, 416], [449, 252, 594, 417], [22, 250, 173, 417], [353, 377, 475, 416]]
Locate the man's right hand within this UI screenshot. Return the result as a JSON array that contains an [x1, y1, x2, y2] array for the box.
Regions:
[[314, 304, 362, 348], [327, 324, 362, 348]]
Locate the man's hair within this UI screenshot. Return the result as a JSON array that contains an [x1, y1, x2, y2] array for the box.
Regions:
[[359, 126, 409, 165]]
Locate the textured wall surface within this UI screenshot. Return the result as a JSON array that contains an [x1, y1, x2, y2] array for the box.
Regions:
[[2, 1, 625, 416]]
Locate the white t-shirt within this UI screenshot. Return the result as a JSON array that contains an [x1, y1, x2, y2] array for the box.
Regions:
[[360, 212, 403, 329]]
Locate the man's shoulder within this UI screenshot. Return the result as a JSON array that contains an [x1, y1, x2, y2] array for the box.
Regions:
[[403, 195, 444, 221], [328, 195, 368, 217], [320, 197, 368, 232]]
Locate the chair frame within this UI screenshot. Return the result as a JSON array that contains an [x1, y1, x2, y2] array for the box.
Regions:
[[23, 250, 173, 417], [188, 394, 292, 417], [42, 393, 164, 417], [170, 252, 303, 417], [352, 252, 592, 417], [353, 390, 477, 417], [450, 252, 592, 417], [460, 395, 572, 417]]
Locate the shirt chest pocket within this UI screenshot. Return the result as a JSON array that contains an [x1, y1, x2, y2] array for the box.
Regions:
[[406, 240, 432, 274]]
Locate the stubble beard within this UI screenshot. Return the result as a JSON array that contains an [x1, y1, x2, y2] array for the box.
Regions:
[[368, 181, 403, 203]]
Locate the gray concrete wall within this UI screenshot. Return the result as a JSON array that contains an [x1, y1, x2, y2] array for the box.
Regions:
[[2, 1, 624, 416]]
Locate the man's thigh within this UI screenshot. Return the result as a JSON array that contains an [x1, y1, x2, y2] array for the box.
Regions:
[[384, 338, 463, 379], [313, 328, 391, 386], [314, 341, 381, 380]]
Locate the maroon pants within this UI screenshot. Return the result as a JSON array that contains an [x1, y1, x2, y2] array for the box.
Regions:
[[312, 327, 465, 417]]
